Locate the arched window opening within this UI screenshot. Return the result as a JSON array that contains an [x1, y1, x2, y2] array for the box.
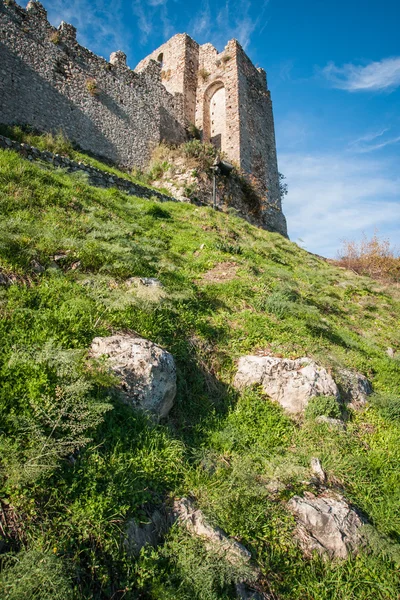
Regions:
[[203, 82, 226, 152], [157, 53, 164, 67]]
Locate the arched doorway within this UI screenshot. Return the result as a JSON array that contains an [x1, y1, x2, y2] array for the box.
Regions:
[[204, 82, 226, 152]]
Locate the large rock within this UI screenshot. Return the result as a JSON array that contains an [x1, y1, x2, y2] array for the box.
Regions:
[[90, 334, 176, 418], [287, 492, 365, 559], [234, 356, 339, 414]]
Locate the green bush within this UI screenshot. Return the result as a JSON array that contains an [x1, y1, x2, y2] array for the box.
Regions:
[[154, 527, 254, 600], [304, 395, 341, 420], [0, 550, 73, 600], [370, 393, 400, 421]]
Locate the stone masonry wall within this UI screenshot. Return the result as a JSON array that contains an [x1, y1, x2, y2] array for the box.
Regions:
[[0, 0, 187, 169], [236, 50, 282, 213]]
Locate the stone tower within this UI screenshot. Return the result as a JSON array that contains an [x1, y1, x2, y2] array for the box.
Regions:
[[135, 34, 284, 230]]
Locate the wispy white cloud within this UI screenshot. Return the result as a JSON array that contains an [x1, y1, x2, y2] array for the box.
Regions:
[[350, 129, 389, 145], [354, 135, 400, 153], [190, 0, 269, 51], [322, 57, 400, 92], [348, 128, 400, 153], [280, 152, 400, 257]]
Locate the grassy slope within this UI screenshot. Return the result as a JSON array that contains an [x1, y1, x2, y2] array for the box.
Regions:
[[0, 148, 400, 599], [0, 124, 170, 193]]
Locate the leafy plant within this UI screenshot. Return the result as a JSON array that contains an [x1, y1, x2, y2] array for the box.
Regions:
[[199, 67, 211, 81], [304, 395, 341, 420], [370, 393, 400, 422], [86, 78, 99, 97], [49, 31, 61, 45]]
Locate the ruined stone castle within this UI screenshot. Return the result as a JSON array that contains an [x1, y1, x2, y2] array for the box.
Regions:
[[0, 0, 287, 236]]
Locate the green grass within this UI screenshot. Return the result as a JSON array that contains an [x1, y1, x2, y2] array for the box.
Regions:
[[0, 124, 171, 194], [0, 146, 400, 598]]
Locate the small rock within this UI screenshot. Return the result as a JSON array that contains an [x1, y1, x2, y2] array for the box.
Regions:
[[90, 334, 176, 419], [234, 356, 339, 414], [52, 253, 68, 262], [126, 277, 163, 288], [315, 415, 345, 430], [125, 509, 169, 555], [288, 492, 365, 559], [337, 368, 372, 407], [387, 347, 395, 358], [30, 259, 45, 273], [266, 479, 286, 496], [235, 582, 264, 600], [173, 498, 258, 579], [310, 457, 326, 483]]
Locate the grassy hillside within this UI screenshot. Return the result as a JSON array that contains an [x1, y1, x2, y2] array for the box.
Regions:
[[0, 146, 399, 599]]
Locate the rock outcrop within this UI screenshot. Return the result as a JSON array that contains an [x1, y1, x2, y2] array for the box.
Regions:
[[337, 368, 372, 408], [287, 492, 365, 559], [90, 334, 176, 419], [234, 356, 339, 414]]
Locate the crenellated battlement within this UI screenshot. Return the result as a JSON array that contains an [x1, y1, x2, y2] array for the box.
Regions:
[[0, 0, 287, 236]]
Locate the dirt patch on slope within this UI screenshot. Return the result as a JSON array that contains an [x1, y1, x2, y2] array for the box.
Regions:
[[200, 262, 239, 284]]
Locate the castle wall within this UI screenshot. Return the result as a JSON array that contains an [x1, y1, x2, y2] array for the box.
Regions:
[[0, 0, 186, 168], [236, 49, 281, 209]]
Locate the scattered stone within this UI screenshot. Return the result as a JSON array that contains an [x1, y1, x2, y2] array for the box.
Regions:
[[337, 368, 372, 407], [265, 479, 286, 496], [125, 509, 169, 555], [173, 498, 257, 578], [387, 347, 395, 358], [287, 492, 365, 559], [90, 333, 176, 419], [30, 259, 45, 273], [0, 272, 11, 286], [235, 582, 265, 600], [234, 356, 339, 414], [126, 277, 163, 288], [310, 457, 326, 484], [315, 415, 346, 430], [52, 253, 68, 262]]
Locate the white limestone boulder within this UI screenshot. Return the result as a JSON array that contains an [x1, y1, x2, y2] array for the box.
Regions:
[[287, 492, 365, 559], [90, 334, 176, 419], [234, 356, 339, 414]]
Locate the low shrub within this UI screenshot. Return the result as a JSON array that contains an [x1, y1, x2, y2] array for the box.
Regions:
[[370, 393, 400, 422], [0, 550, 73, 600], [336, 232, 400, 282], [304, 395, 341, 420], [86, 78, 99, 97]]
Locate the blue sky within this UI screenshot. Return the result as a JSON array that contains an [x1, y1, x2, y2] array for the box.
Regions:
[[31, 0, 400, 256]]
